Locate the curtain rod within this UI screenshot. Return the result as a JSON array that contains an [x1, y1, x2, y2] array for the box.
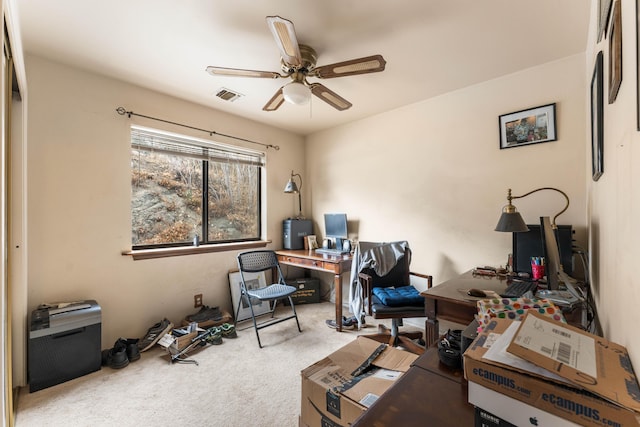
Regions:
[[115, 107, 279, 151]]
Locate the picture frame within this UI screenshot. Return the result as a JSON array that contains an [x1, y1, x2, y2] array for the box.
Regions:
[[608, 0, 622, 104], [591, 51, 604, 182], [228, 270, 270, 322], [637, 0, 640, 130], [598, 0, 613, 42], [498, 103, 557, 149], [305, 235, 318, 250]]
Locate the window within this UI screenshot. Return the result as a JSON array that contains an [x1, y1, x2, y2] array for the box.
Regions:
[[130, 126, 264, 249]]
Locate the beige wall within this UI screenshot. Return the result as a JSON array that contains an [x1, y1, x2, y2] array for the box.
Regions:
[[24, 56, 305, 349], [585, 0, 640, 364], [306, 54, 587, 295]]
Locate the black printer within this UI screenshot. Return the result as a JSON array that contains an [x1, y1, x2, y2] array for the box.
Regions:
[[28, 300, 101, 392]]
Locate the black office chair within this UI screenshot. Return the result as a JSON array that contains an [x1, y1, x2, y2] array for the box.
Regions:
[[235, 250, 302, 348], [358, 245, 432, 355]]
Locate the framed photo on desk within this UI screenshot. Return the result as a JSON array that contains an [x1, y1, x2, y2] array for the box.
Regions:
[[305, 235, 318, 250]]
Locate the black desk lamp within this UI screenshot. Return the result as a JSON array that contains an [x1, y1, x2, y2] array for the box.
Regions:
[[495, 187, 570, 232], [284, 170, 304, 219], [495, 187, 584, 303]]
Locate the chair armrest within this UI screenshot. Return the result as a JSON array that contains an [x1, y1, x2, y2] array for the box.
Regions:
[[410, 272, 433, 290]]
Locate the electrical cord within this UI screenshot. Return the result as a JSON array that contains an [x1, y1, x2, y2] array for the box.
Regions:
[[572, 244, 601, 335]]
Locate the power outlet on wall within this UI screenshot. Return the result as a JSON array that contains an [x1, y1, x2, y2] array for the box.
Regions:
[[194, 294, 203, 308]]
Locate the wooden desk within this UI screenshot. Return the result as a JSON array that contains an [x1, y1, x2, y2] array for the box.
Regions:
[[353, 345, 474, 426], [421, 270, 586, 347], [275, 249, 352, 332], [421, 270, 509, 346]]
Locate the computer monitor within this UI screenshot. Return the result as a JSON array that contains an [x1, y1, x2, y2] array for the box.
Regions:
[[324, 213, 348, 251], [512, 224, 573, 276], [540, 216, 584, 304], [539, 216, 563, 290]]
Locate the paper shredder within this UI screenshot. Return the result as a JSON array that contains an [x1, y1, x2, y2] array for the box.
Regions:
[[28, 300, 101, 392]]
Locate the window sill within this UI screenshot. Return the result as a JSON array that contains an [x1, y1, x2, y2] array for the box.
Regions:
[[122, 240, 271, 261]]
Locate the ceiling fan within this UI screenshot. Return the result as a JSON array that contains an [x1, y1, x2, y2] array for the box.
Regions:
[[206, 16, 386, 112]]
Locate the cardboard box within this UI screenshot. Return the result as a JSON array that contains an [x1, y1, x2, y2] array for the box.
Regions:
[[300, 336, 418, 427], [175, 331, 197, 350], [474, 406, 517, 427], [180, 309, 232, 329], [507, 310, 640, 414], [286, 278, 320, 305], [464, 316, 640, 426], [469, 381, 578, 426]]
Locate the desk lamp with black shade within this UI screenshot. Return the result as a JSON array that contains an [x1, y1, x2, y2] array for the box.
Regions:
[[284, 170, 304, 219], [495, 187, 574, 292], [282, 170, 312, 250]]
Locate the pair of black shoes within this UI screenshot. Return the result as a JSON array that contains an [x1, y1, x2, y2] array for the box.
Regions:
[[102, 338, 140, 369], [186, 305, 222, 323]]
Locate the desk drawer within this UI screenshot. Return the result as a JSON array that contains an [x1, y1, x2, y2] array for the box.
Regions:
[[278, 255, 342, 274], [278, 255, 324, 270]]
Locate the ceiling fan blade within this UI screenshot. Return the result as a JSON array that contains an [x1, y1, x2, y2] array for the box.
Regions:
[[262, 87, 285, 111], [312, 55, 386, 78], [310, 83, 352, 111], [266, 16, 302, 67], [206, 66, 283, 79]]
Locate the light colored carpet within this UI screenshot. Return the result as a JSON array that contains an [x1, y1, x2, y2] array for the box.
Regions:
[[15, 302, 423, 427]]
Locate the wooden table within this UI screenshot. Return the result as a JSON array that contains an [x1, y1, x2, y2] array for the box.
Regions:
[[421, 270, 510, 346], [275, 249, 352, 332], [352, 344, 474, 426]]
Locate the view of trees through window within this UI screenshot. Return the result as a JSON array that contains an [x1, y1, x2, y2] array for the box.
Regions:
[[131, 149, 260, 247]]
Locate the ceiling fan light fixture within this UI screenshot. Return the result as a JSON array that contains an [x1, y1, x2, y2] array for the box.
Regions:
[[207, 16, 386, 112], [282, 82, 310, 105]]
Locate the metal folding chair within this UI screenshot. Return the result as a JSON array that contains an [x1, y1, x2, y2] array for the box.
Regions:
[[235, 250, 302, 348]]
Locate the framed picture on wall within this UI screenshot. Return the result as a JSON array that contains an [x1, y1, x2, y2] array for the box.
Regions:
[[598, 0, 613, 42], [591, 51, 604, 181], [637, 0, 640, 130], [228, 270, 270, 322], [498, 103, 557, 149], [608, 0, 622, 104]]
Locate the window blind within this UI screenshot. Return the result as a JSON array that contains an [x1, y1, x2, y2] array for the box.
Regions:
[[131, 125, 265, 167]]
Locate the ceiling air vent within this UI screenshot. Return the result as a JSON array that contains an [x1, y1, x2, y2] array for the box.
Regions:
[[215, 88, 243, 102]]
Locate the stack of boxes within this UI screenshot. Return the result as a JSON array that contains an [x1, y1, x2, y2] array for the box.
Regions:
[[464, 310, 640, 426]]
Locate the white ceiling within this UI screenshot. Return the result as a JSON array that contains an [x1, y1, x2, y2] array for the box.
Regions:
[[14, 0, 590, 136]]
